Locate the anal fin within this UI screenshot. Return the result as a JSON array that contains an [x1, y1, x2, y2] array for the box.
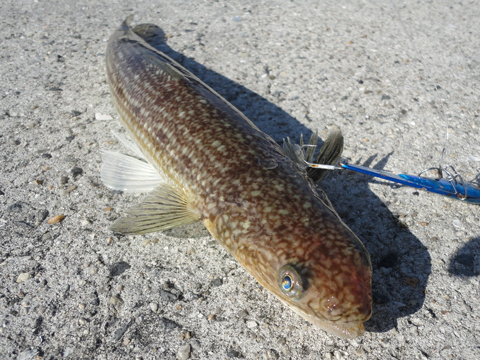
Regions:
[[110, 184, 201, 235]]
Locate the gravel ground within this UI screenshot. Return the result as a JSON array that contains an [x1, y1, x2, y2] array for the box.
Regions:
[[1, 0, 479, 359]]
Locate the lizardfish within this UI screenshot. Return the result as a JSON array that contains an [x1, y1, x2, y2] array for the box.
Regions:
[[102, 17, 372, 338]]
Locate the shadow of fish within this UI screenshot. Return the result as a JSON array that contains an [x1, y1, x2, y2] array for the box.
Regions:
[[102, 16, 372, 338]]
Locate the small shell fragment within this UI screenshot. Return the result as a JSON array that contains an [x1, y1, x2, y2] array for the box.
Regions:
[[48, 215, 65, 224], [95, 113, 113, 121], [17, 272, 31, 283]]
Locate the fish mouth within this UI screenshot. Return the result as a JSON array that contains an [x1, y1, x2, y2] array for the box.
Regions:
[[284, 299, 368, 338], [335, 323, 365, 339], [313, 319, 366, 339]]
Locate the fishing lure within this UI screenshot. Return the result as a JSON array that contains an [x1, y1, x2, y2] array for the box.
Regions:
[[284, 136, 480, 204]]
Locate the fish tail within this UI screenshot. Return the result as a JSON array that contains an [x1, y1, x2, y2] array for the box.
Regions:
[[308, 128, 344, 182], [123, 14, 134, 27], [283, 129, 344, 182]]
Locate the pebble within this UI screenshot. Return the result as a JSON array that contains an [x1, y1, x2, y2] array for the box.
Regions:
[[60, 185, 77, 196], [410, 318, 423, 326], [37, 306, 46, 315], [263, 349, 278, 359], [81, 219, 91, 226], [160, 289, 179, 302], [149, 302, 158, 312], [334, 350, 348, 359], [237, 310, 248, 319], [60, 176, 69, 185], [109, 295, 123, 306], [47, 215, 65, 224], [177, 344, 191, 360], [17, 272, 31, 283], [36, 209, 49, 223], [63, 348, 74, 357], [354, 348, 367, 357], [17, 349, 38, 360], [227, 349, 242, 358], [71, 167, 83, 178], [404, 277, 419, 287], [211, 278, 223, 287], [7, 203, 23, 213], [109, 261, 131, 277], [95, 113, 113, 121], [246, 320, 257, 328]]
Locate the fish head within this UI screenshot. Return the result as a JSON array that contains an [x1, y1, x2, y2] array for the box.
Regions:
[[276, 262, 372, 338], [266, 223, 372, 338]]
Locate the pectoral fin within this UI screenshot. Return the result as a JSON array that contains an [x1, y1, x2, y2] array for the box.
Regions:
[[101, 131, 162, 193], [110, 184, 201, 235], [111, 130, 147, 160], [101, 150, 163, 193]]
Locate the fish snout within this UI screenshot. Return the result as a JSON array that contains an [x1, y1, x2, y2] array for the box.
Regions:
[[318, 272, 372, 323]]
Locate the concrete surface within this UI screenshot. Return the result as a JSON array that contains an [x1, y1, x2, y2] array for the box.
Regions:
[[1, 0, 479, 359]]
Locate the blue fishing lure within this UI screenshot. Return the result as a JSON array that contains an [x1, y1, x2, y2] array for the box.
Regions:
[[284, 134, 480, 204]]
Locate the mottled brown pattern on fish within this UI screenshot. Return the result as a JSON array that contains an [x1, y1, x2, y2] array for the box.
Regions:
[[106, 19, 372, 337]]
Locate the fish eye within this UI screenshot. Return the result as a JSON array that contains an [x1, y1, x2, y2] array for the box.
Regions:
[[282, 275, 292, 291], [278, 265, 304, 299]]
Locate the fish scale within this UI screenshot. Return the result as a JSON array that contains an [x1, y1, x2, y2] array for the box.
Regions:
[[103, 17, 372, 338]]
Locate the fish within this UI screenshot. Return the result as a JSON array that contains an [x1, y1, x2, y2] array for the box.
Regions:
[[102, 16, 372, 338]]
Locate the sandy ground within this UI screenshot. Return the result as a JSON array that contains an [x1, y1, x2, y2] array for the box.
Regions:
[[1, 0, 479, 359]]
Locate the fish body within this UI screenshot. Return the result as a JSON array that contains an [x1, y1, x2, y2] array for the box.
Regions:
[[104, 18, 372, 338]]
